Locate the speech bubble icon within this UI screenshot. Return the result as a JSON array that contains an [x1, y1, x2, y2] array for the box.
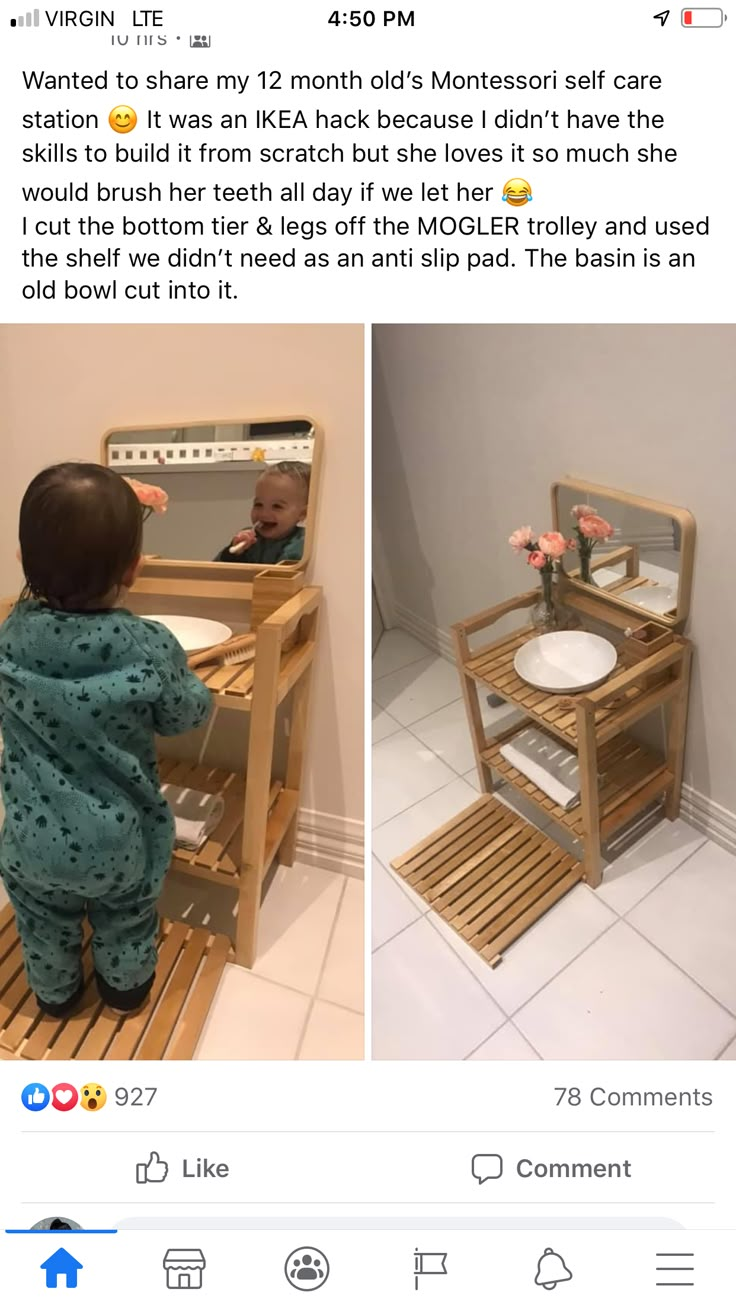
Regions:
[[471, 1153, 503, 1183]]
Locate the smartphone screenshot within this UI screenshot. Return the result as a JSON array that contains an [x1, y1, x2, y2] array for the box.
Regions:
[[0, 0, 733, 1302]]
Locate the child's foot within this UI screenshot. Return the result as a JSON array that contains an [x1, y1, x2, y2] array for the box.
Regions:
[[35, 979, 85, 1019], [95, 970, 154, 1014]]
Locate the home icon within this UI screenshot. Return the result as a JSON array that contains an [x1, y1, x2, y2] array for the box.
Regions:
[[40, 1247, 83, 1289], [163, 1248, 206, 1289]]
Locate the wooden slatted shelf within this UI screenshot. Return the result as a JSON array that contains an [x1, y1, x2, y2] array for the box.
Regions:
[[193, 639, 316, 712], [482, 727, 672, 841], [392, 794, 584, 966], [0, 904, 230, 1061], [158, 758, 286, 885], [464, 626, 680, 746]]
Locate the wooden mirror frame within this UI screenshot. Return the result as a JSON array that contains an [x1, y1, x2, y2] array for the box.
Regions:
[[100, 417, 324, 581], [551, 477, 696, 632]]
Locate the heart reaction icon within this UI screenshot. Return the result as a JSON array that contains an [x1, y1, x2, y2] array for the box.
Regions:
[[51, 1084, 79, 1112]]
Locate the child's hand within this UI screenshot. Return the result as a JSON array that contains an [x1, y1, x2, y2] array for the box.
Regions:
[[228, 528, 257, 555]]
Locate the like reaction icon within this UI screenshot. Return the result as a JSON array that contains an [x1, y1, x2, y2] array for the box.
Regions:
[[136, 1151, 169, 1184], [22, 1083, 50, 1112]]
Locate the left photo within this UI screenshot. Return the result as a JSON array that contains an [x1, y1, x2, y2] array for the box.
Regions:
[[0, 323, 364, 1061]]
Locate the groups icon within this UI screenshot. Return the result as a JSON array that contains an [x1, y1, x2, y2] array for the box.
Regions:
[[21, 1082, 106, 1113]]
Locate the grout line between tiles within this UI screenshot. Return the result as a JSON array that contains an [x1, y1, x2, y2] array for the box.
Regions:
[[371, 767, 471, 833], [623, 916, 736, 1026], [462, 1020, 543, 1062], [481, 912, 623, 1024], [614, 832, 709, 919], [371, 906, 429, 957], [714, 1031, 736, 1060], [294, 875, 349, 1060], [372, 649, 441, 688]]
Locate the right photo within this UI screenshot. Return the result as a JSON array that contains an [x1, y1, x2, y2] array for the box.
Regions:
[[372, 323, 736, 1062]]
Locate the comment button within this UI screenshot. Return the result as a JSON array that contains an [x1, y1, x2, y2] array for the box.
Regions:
[[471, 1153, 504, 1183]]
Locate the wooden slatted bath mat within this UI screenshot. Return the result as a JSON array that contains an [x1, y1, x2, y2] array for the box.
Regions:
[[391, 794, 583, 967], [0, 905, 231, 1061]]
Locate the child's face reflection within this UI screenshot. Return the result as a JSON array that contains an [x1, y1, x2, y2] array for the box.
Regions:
[[251, 473, 306, 540]]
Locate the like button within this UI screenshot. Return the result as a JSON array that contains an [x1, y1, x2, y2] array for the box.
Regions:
[[136, 1151, 169, 1184]]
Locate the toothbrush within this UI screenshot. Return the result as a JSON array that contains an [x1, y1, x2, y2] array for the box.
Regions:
[[228, 521, 262, 555]]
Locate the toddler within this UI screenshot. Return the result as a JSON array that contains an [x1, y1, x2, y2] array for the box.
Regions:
[[214, 461, 310, 564], [0, 463, 212, 1018]]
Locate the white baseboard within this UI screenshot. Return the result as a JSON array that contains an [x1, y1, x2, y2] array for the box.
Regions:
[[390, 608, 736, 862], [680, 785, 736, 858], [295, 809, 364, 878], [392, 602, 455, 663]]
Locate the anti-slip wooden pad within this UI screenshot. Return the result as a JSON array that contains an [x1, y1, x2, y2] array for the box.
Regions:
[[391, 794, 583, 966], [0, 905, 230, 1061]]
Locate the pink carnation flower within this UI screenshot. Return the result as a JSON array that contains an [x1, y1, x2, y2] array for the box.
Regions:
[[571, 503, 597, 520], [578, 513, 613, 541], [124, 477, 169, 515], [527, 550, 546, 569], [509, 525, 534, 554], [538, 531, 569, 560]]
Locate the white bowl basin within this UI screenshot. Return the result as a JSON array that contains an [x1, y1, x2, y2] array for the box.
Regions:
[[514, 631, 617, 693], [145, 615, 232, 654], [622, 583, 677, 615]]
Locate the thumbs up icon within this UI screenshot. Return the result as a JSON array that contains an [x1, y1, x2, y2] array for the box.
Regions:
[[136, 1151, 169, 1184], [21, 1082, 50, 1112]]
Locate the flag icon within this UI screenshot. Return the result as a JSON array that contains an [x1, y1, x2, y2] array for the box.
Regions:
[[414, 1249, 448, 1290]]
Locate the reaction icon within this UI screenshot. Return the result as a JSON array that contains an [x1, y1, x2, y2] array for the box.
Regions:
[[79, 1082, 107, 1111]]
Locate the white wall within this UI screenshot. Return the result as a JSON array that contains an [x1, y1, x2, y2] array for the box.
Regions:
[[373, 324, 736, 822], [0, 324, 364, 858]]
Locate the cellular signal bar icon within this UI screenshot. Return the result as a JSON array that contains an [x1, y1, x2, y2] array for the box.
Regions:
[[10, 9, 40, 25]]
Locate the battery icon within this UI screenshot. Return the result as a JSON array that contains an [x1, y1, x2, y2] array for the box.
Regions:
[[682, 7, 724, 23]]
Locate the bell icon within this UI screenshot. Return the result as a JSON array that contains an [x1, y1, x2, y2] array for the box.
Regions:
[[534, 1247, 573, 1290]]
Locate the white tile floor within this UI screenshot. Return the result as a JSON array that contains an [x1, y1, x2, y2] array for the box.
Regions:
[[194, 865, 364, 1060], [372, 629, 736, 1061]]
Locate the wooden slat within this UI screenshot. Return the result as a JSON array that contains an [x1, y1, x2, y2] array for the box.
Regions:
[[390, 795, 492, 872], [225, 664, 256, 697], [392, 795, 584, 968], [479, 866, 582, 961], [0, 918, 226, 1063], [135, 927, 210, 1060], [465, 850, 576, 946], [203, 662, 252, 692], [408, 807, 519, 896], [484, 729, 668, 841], [104, 921, 190, 1060], [460, 626, 680, 748], [165, 934, 231, 1060]]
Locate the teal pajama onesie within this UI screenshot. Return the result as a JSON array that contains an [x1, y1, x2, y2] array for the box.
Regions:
[[0, 601, 212, 1006]]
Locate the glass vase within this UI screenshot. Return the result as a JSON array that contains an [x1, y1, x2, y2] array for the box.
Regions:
[[579, 548, 595, 585], [530, 569, 558, 632]]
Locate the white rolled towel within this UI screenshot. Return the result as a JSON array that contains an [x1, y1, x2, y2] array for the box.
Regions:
[[499, 728, 583, 811], [161, 783, 225, 851]]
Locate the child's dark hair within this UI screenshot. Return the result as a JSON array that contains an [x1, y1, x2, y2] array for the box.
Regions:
[[267, 460, 311, 501], [19, 463, 143, 610]]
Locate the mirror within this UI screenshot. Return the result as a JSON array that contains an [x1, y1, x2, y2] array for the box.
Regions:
[[103, 418, 320, 571], [552, 478, 695, 629]]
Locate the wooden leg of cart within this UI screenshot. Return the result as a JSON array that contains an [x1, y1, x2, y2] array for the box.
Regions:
[[665, 643, 692, 821], [237, 622, 282, 968], [576, 698, 603, 889], [280, 604, 320, 867], [452, 623, 494, 795]]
